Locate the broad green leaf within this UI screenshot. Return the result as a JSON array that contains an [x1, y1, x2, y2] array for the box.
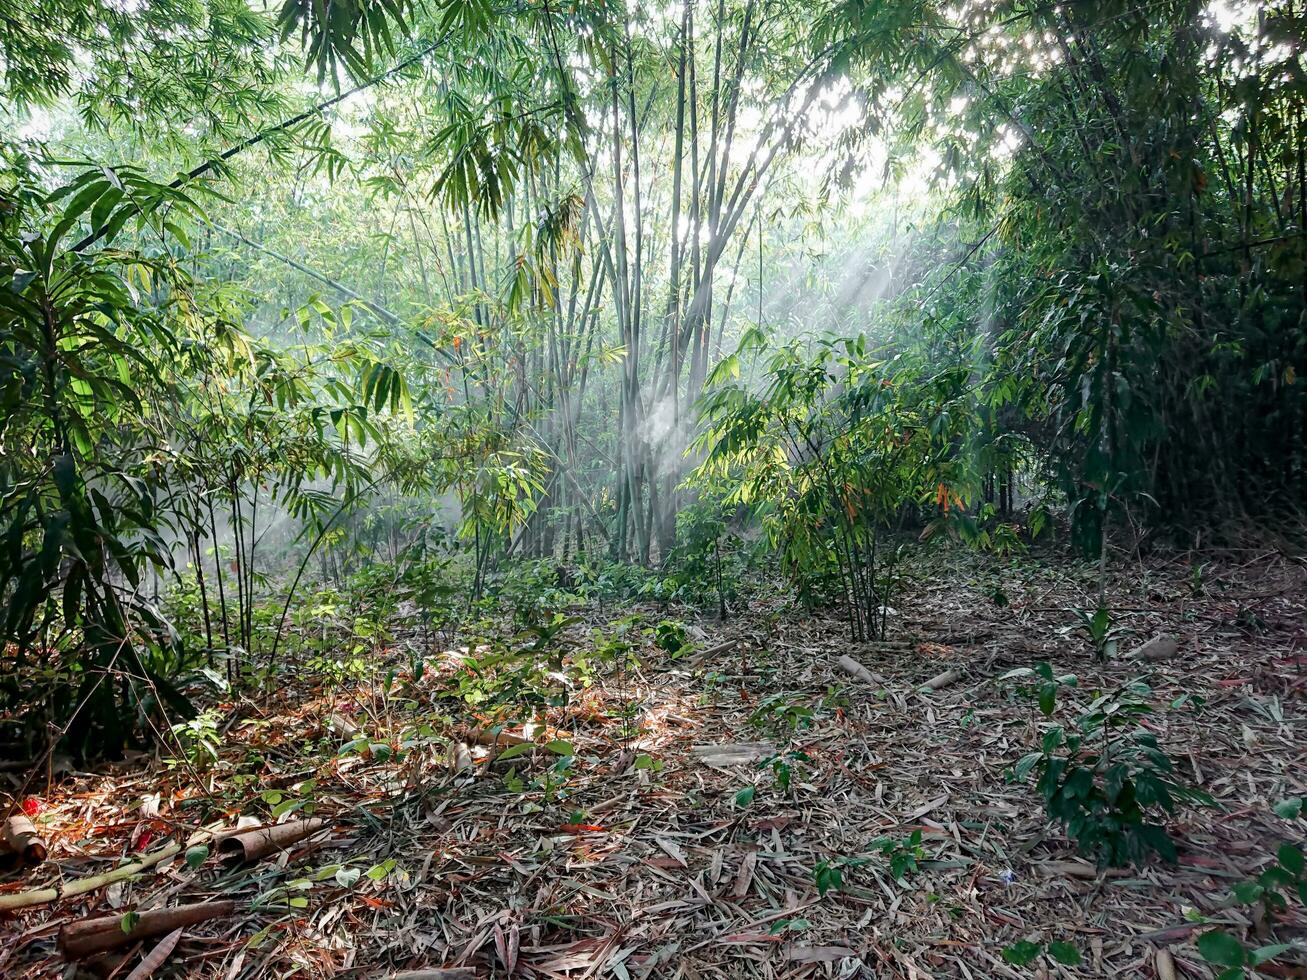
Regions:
[[366, 859, 396, 881], [1001, 941, 1041, 966], [50, 179, 110, 245], [1047, 941, 1081, 965], [1250, 943, 1291, 966], [1276, 843, 1303, 876], [185, 844, 210, 870], [1272, 797, 1303, 819], [496, 742, 535, 761], [1197, 929, 1246, 968]]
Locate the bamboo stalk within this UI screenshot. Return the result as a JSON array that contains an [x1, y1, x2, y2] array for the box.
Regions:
[[837, 655, 879, 684], [920, 668, 963, 692], [0, 841, 183, 911], [0, 822, 231, 911], [60, 900, 235, 959], [217, 817, 328, 866], [1, 814, 48, 866], [466, 726, 531, 748]]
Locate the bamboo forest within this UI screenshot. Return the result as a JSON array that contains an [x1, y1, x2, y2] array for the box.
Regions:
[[1, 0, 1306, 975]]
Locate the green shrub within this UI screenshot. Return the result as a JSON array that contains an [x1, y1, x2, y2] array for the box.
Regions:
[[1005, 667, 1210, 866]]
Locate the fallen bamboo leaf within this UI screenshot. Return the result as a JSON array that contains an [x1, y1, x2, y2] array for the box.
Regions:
[[124, 926, 184, 980], [488, 741, 537, 765], [654, 835, 688, 867], [1, 814, 47, 866], [690, 742, 775, 766], [60, 901, 234, 959], [217, 817, 329, 866], [386, 970, 478, 979], [732, 850, 757, 899], [1155, 948, 1177, 980], [788, 945, 856, 963], [903, 795, 949, 822]]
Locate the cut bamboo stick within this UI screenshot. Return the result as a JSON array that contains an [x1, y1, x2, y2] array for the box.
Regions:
[[59, 900, 235, 959], [329, 713, 360, 738], [920, 667, 962, 691], [467, 726, 531, 748], [0, 841, 183, 911], [449, 742, 474, 773], [1, 814, 48, 866], [217, 817, 328, 866], [837, 655, 879, 684]]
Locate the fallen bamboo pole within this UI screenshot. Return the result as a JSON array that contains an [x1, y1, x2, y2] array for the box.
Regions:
[[59, 900, 235, 959], [920, 667, 963, 692], [1, 814, 48, 866], [685, 639, 741, 665], [0, 824, 228, 912], [0, 841, 184, 912], [837, 655, 879, 684], [467, 726, 531, 748], [217, 817, 328, 867]]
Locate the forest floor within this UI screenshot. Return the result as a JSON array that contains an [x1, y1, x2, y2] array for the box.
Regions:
[[3, 547, 1306, 979]]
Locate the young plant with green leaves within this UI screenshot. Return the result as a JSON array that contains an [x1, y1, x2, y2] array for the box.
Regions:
[[1005, 668, 1210, 866], [0, 162, 222, 754], [1072, 605, 1123, 662], [868, 829, 926, 884], [1196, 802, 1307, 979]]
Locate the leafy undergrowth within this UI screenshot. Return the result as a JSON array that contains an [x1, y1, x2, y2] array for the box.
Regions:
[[3, 550, 1306, 978]]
